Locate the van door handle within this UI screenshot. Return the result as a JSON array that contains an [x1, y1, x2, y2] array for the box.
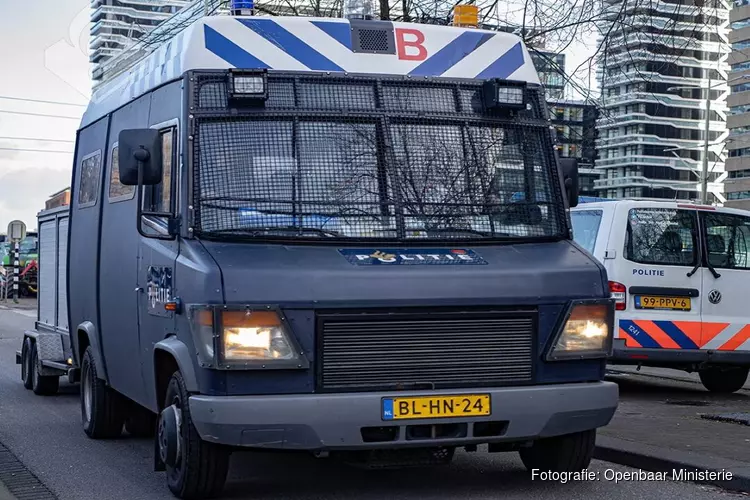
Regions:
[[135, 287, 144, 293]]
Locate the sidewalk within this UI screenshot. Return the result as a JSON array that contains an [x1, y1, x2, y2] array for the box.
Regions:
[[596, 370, 750, 493], [0, 297, 37, 311]]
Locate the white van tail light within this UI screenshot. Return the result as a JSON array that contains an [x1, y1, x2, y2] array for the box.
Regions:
[[609, 281, 626, 311]]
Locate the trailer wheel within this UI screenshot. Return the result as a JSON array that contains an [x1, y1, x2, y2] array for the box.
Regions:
[[699, 366, 749, 394], [21, 337, 33, 390], [31, 343, 59, 396], [519, 429, 596, 473], [162, 370, 230, 499], [81, 346, 124, 439]]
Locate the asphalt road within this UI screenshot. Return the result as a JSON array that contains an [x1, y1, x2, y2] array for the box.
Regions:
[[0, 307, 744, 500]]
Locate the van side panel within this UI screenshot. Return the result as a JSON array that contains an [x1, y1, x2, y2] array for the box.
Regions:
[[99, 94, 153, 404], [68, 116, 110, 376], [137, 80, 183, 410]]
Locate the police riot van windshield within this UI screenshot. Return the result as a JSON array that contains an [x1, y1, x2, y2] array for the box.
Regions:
[[191, 72, 568, 242]]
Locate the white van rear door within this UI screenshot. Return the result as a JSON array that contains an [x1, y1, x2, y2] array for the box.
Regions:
[[570, 207, 612, 261], [699, 210, 750, 353], [615, 206, 703, 350]]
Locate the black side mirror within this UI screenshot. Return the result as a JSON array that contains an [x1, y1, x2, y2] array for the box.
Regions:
[[119, 129, 163, 186], [559, 157, 579, 208]]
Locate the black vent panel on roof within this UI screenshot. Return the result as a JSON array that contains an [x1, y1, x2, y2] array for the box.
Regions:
[[317, 308, 536, 392], [350, 19, 396, 55]]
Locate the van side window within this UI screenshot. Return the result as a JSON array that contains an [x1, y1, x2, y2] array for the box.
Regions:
[[625, 208, 697, 267], [78, 151, 102, 208], [143, 127, 176, 214], [108, 145, 135, 201], [570, 209, 603, 254], [703, 212, 750, 269]]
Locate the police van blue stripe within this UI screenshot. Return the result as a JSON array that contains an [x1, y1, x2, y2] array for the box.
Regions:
[[204, 25, 270, 69], [239, 19, 345, 72], [311, 20, 353, 50], [409, 31, 494, 77], [653, 321, 699, 350], [618, 320, 661, 349], [476, 42, 525, 80]]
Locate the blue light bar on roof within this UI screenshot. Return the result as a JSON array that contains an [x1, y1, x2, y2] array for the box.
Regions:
[[231, 0, 254, 12]]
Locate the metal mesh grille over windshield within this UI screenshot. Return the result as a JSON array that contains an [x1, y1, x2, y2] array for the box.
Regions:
[[191, 73, 565, 242]]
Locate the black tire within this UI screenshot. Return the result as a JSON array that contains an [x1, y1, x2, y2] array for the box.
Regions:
[[164, 371, 230, 499], [125, 403, 157, 438], [699, 367, 749, 394], [31, 343, 59, 396], [81, 346, 124, 439], [519, 429, 596, 472], [21, 337, 33, 390]]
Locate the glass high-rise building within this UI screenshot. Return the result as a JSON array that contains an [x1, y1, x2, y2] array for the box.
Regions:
[[90, 0, 191, 83], [596, 0, 730, 201]]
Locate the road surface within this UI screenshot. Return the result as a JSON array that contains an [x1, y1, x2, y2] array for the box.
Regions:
[[0, 307, 744, 500]]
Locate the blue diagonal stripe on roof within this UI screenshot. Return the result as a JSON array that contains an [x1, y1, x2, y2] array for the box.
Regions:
[[238, 19, 344, 72], [409, 31, 494, 77], [475, 42, 525, 80], [311, 20, 353, 50], [204, 25, 270, 69]]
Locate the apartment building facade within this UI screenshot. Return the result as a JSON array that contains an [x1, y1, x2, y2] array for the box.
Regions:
[[596, 0, 730, 202], [727, 0, 750, 208], [90, 0, 191, 82]]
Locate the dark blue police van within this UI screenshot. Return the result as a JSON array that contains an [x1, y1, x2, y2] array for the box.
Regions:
[[17, 14, 618, 499]]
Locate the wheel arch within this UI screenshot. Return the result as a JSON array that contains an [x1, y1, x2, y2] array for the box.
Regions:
[[153, 336, 199, 412], [76, 321, 107, 381]]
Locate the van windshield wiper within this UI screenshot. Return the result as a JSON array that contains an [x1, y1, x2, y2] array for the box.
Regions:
[[212, 227, 342, 238], [422, 227, 511, 237]]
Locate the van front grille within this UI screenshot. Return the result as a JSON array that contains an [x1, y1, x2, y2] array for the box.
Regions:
[[317, 309, 536, 392]]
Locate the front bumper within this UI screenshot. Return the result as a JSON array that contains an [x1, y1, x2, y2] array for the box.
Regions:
[[610, 339, 750, 366], [189, 381, 618, 450]]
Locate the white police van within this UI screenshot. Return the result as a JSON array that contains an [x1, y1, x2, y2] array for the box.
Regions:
[[571, 199, 750, 393]]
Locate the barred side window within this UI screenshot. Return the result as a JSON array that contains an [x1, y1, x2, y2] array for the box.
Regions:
[[108, 145, 135, 202], [78, 151, 102, 208]]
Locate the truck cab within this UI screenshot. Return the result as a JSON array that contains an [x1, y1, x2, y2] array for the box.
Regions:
[[19, 14, 618, 499]]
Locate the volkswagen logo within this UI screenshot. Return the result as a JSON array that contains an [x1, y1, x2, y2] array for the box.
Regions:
[[708, 289, 722, 304]]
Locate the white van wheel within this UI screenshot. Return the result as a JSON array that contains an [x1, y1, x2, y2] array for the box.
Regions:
[[699, 367, 749, 394]]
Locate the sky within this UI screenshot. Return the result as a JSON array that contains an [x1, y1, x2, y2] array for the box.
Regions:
[[0, 0, 594, 233], [0, 0, 90, 232]]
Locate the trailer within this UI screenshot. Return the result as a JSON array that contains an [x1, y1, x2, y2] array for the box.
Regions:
[[15, 205, 77, 395]]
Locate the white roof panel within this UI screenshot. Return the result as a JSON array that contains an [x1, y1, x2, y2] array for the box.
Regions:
[[82, 16, 541, 128]]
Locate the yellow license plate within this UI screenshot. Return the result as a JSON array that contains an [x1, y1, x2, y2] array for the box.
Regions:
[[635, 295, 691, 311], [382, 394, 491, 420]]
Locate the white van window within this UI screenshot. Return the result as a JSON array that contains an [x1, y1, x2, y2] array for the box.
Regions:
[[625, 208, 697, 267], [571, 209, 603, 254], [703, 212, 750, 269]]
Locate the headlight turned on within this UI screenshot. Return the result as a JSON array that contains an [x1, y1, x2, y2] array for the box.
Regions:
[[547, 303, 613, 361], [193, 309, 302, 365]]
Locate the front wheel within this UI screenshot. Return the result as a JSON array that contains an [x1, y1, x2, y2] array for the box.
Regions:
[[699, 366, 749, 394], [161, 371, 230, 499], [519, 429, 596, 473]]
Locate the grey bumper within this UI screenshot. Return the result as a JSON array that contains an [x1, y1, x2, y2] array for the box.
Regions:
[[189, 381, 619, 450]]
